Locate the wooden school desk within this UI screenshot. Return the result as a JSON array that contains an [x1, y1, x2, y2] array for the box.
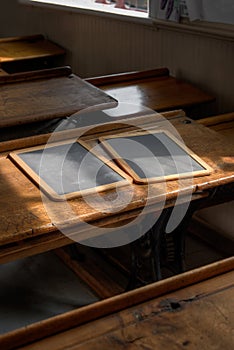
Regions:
[[0, 110, 233, 268], [86, 68, 215, 113]]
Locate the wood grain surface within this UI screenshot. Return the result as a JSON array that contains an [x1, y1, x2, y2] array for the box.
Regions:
[[86, 69, 215, 111], [199, 112, 234, 147], [21, 269, 233, 350], [0, 67, 117, 127], [1, 257, 233, 350], [0, 34, 65, 63]]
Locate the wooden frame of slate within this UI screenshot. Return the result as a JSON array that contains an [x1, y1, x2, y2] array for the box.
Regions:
[[9, 140, 132, 201], [99, 129, 212, 184]]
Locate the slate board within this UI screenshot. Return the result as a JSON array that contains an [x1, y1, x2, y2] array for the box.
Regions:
[[100, 130, 212, 183], [9, 140, 129, 201]]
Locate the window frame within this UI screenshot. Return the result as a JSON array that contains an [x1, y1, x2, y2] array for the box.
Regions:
[[19, 0, 234, 40], [19, 0, 152, 24]]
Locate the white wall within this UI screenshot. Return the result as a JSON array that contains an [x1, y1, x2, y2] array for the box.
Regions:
[[1, 0, 234, 116]]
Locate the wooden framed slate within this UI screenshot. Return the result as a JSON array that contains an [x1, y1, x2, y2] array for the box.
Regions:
[[99, 129, 212, 184], [9, 139, 131, 201]]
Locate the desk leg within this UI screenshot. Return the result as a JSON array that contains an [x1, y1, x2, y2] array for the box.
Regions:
[[127, 202, 200, 290], [160, 206, 192, 274], [126, 209, 173, 290]]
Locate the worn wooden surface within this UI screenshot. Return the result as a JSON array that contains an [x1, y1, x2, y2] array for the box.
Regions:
[[0, 34, 65, 63], [0, 191, 208, 266], [0, 111, 233, 261], [0, 66, 117, 127], [1, 257, 233, 350], [20, 270, 234, 350], [86, 68, 215, 112], [199, 112, 234, 147]]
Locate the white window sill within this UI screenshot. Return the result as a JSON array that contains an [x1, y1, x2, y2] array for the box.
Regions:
[[152, 18, 234, 41], [19, 0, 151, 25]]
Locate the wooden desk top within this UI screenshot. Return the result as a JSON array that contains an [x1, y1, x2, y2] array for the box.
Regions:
[[0, 34, 65, 64], [199, 112, 234, 147], [1, 257, 233, 350], [86, 68, 215, 112], [0, 111, 233, 262], [0, 66, 117, 128]]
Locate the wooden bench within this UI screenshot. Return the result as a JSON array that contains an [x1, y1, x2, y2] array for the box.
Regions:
[[0, 34, 65, 74], [86, 68, 215, 113]]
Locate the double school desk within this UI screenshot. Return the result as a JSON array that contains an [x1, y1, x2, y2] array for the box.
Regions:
[[0, 109, 233, 267]]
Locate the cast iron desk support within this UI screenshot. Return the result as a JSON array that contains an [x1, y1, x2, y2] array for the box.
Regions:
[[126, 181, 234, 289]]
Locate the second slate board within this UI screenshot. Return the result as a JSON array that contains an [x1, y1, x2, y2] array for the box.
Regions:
[[99, 129, 212, 184]]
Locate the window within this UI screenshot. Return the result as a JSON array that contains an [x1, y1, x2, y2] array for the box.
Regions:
[[20, 0, 234, 24], [21, 0, 149, 19]]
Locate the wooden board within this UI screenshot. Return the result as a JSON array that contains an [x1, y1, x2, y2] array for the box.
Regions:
[[86, 68, 215, 112], [0, 257, 233, 350], [198, 112, 234, 147], [0, 66, 117, 128], [99, 129, 212, 184], [23, 269, 233, 350], [9, 139, 131, 201], [0, 34, 65, 63], [0, 191, 208, 266]]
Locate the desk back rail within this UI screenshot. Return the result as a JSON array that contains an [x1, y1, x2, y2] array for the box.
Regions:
[[0, 66, 72, 85], [85, 68, 170, 86], [0, 34, 44, 44]]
